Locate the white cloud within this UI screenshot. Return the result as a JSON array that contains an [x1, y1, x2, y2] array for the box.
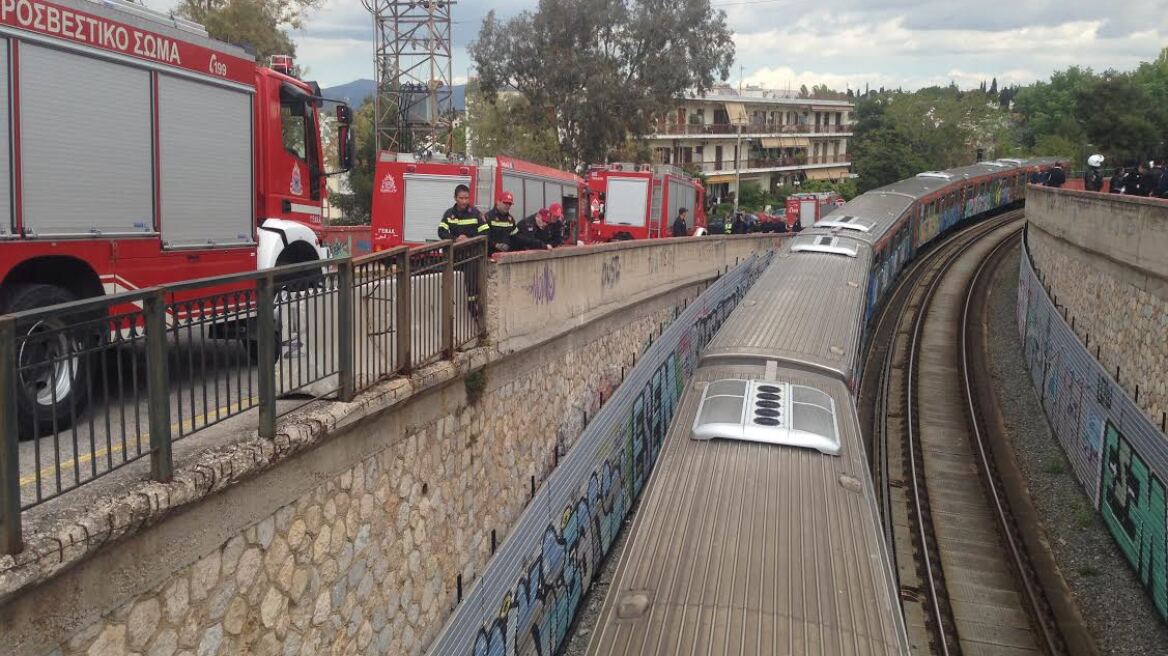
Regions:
[[143, 0, 1166, 91]]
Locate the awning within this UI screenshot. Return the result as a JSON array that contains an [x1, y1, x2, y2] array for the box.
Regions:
[[704, 174, 736, 184], [761, 136, 810, 148], [723, 102, 748, 125], [805, 167, 847, 181]]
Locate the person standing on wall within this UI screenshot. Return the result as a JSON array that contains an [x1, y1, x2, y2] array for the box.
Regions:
[[672, 207, 689, 237], [483, 191, 519, 256]]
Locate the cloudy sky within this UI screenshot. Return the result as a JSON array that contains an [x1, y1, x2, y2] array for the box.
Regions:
[[149, 0, 1167, 91]]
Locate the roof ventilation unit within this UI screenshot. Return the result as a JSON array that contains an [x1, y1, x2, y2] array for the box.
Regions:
[[916, 171, 953, 179], [691, 379, 841, 455], [790, 234, 859, 257], [817, 215, 875, 233]]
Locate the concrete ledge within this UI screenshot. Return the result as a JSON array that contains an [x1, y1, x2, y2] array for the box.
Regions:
[[1026, 185, 1168, 282], [486, 234, 784, 353]]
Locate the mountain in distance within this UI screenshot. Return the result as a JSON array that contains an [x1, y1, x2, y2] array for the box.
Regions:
[[322, 79, 466, 111]]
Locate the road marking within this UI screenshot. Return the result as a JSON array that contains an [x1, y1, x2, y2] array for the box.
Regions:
[[20, 397, 258, 489]]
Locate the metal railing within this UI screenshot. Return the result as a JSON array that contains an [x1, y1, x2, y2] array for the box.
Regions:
[[688, 154, 852, 173], [0, 237, 488, 553], [653, 122, 854, 136]]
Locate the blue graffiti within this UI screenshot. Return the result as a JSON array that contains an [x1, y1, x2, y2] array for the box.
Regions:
[[464, 257, 768, 656]]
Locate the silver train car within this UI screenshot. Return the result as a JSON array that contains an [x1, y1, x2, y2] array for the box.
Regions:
[[585, 158, 1058, 655]]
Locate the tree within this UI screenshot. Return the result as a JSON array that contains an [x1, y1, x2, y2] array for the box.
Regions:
[[175, 0, 321, 61], [465, 87, 562, 166], [989, 77, 998, 96], [470, 0, 733, 170]]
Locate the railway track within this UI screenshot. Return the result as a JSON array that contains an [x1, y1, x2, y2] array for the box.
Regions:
[[867, 212, 1070, 656]]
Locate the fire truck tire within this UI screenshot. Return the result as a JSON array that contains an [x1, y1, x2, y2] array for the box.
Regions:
[[0, 284, 91, 439]]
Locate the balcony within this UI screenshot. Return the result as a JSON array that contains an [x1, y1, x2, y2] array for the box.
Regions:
[[684, 154, 851, 175], [649, 122, 854, 137]]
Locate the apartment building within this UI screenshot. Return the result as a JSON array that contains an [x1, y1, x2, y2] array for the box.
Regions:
[[645, 85, 854, 203]]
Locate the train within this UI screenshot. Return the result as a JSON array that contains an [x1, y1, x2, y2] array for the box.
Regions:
[[584, 156, 1060, 654]]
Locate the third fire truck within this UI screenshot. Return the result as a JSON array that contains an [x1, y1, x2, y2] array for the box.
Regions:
[[584, 163, 706, 241]]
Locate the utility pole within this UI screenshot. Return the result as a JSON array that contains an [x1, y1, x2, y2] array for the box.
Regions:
[[734, 65, 744, 212], [361, 0, 455, 155]]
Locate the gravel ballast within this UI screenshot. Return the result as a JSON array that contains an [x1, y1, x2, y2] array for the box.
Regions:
[[987, 247, 1168, 654]]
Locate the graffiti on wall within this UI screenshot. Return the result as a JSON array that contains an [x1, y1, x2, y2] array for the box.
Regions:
[[600, 255, 622, 289], [1018, 246, 1168, 621], [1100, 422, 1168, 617], [525, 264, 556, 305], [458, 255, 768, 656]]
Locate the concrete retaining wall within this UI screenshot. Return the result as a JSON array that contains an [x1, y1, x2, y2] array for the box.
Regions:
[[1025, 186, 1168, 428], [1017, 243, 1168, 620], [0, 234, 784, 656]]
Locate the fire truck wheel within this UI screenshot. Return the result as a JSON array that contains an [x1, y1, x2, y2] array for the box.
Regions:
[[1, 284, 91, 439]]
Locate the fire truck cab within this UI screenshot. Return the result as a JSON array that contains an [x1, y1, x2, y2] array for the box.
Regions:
[[0, 0, 351, 433], [584, 163, 705, 241], [370, 153, 584, 249]]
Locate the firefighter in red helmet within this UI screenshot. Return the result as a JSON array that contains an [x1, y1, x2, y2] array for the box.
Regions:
[[483, 191, 519, 255]]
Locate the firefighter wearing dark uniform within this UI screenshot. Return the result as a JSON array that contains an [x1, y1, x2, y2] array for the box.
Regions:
[[514, 209, 556, 251], [436, 184, 484, 315], [437, 184, 483, 241], [672, 208, 689, 237], [482, 191, 519, 254]]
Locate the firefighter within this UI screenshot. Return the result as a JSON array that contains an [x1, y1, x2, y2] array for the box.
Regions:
[[514, 208, 556, 250], [436, 183, 484, 317], [731, 211, 747, 234], [544, 203, 566, 247], [437, 184, 483, 241], [722, 214, 733, 235], [483, 191, 518, 255], [672, 208, 689, 237]]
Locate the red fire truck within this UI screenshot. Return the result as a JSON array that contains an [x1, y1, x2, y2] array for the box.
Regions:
[[370, 153, 584, 248], [784, 191, 845, 230], [583, 163, 706, 241], [0, 0, 351, 430]]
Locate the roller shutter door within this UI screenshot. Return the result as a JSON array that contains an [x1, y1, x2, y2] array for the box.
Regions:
[[158, 74, 254, 248], [606, 178, 649, 227], [20, 44, 153, 237], [404, 174, 469, 243], [523, 178, 544, 218], [501, 173, 524, 215], [0, 39, 8, 237]]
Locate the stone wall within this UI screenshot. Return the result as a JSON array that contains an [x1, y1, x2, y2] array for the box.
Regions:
[[1026, 187, 1168, 428], [3, 282, 700, 656]]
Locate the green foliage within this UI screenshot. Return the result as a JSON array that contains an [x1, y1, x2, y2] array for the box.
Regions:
[[465, 88, 562, 166], [847, 47, 1168, 185], [798, 178, 859, 200], [469, 0, 735, 169], [736, 182, 769, 211], [175, 0, 320, 61]]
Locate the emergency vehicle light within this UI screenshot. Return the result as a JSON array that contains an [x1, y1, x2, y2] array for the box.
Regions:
[[271, 55, 295, 75]]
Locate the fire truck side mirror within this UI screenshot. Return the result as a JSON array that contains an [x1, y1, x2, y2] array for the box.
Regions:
[[336, 104, 352, 126], [338, 125, 354, 172]]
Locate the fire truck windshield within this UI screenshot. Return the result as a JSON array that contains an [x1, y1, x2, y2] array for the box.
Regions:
[[280, 97, 321, 200]]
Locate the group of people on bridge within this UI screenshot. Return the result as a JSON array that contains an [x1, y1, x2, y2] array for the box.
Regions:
[[437, 185, 566, 255]]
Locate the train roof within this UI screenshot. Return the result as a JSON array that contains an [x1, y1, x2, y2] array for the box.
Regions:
[[816, 192, 914, 245], [702, 242, 871, 381], [586, 364, 907, 655]]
